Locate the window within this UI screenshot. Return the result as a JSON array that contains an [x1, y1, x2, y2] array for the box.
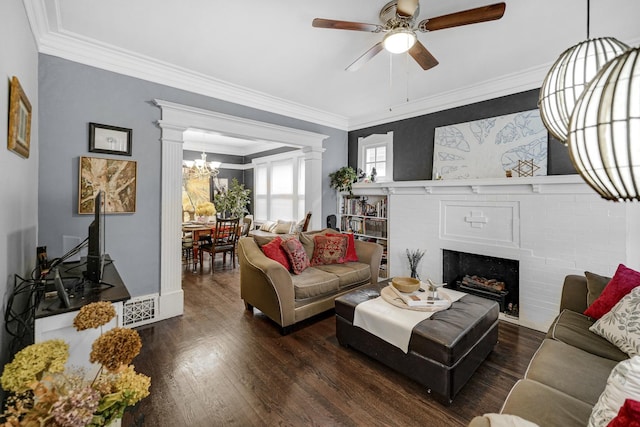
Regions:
[[358, 131, 393, 182], [253, 151, 305, 221]]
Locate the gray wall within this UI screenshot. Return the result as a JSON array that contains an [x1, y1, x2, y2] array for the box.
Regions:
[[39, 54, 347, 297], [348, 89, 576, 179], [1, 0, 40, 383]]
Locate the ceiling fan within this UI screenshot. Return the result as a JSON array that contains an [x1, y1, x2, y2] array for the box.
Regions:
[[312, 0, 506, 71]]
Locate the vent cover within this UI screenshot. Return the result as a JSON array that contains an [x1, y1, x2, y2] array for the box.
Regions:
[[123, 295, 158, 327]]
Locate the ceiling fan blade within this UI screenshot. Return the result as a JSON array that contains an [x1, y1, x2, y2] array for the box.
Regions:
[[397, 0, 419, 17], [312, 18, 382, 32], [417, 3, 506, 32], [408, 41, 439, 70], [346, 42, 385, 72]]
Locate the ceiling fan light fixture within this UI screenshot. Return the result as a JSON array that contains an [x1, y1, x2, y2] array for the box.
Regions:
[[383, 28, 416, 54]]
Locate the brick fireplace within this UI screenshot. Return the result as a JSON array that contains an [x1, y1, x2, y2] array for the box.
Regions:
[[355, 175, 640, 332]]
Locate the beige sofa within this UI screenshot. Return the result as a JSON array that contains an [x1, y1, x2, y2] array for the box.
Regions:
[[238, 229, 383, 334], [469, 273, 628, 427]]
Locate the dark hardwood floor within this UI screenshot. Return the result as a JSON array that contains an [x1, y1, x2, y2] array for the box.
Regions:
[[123, 258, 544, 427]]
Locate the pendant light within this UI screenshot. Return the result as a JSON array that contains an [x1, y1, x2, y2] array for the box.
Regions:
[[567, 47, 640, 201], [538, 0, 628, 144]]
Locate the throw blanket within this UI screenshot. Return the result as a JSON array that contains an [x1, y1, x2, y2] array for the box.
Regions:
[[484, 414, 539, 427], [353, 285, 466, 353]]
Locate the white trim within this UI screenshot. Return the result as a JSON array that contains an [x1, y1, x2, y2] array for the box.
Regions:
[[155, 100, 328, 148], [24, 1, 348, 130], [155, 100, 328, 300], [29, 1, 640, 132], [351, 174, 594, 196], [158, 290, 185, 321], [217, 163, 253, 171], [251, 148, 304, 164]]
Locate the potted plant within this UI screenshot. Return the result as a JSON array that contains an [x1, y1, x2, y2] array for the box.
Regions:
[[329, 166, 358, 195], [214, 178, 251, 218]]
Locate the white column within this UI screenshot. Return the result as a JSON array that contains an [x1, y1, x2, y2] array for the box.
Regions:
[[303, 146, 325, 230], [157, 122, 186, 320]]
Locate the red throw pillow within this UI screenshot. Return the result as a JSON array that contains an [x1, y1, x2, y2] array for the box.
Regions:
[[310, 234, 348, 266], [584, 264, 640, 319], [327, 232, 359, 262], [261, 236, 291, 271], [607, 398, 640, 427], [280, 237, 310, 274]]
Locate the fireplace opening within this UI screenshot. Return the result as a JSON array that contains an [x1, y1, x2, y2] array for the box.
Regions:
[[443, 250, 519, 318]]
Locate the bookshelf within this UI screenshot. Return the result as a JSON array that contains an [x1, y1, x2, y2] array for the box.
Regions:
[[338, 194, 389, 279]]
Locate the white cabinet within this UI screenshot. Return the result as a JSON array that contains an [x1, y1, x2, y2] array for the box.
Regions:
[[338, 192, 389, 279], [35, 302, 123, 377]]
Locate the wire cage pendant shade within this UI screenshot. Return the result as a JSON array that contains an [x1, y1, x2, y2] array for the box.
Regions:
[[567, 47, 640, 201], [539, 37, 629, 144]]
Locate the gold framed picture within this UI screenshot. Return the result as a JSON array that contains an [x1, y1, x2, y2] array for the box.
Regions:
[[79, 156, 137, 214], [7, 76, 32, 158]]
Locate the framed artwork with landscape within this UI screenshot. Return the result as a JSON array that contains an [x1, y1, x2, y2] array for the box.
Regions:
[[79, 156, 137, 214], [89, 122, 132, 156], [7, 76, 32, 158]]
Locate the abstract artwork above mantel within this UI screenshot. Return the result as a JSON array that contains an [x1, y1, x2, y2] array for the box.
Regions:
[[432, 109, 548, 180]]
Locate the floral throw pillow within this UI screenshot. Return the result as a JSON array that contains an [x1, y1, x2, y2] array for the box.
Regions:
[[310, 235, 348, 266], [280, 237, 310, 274], [590, 286, 640, 357], [584, 264, 640, 319], [261, 236, 291, 271], [327, 233, 359, 262], [588, 356, 640, 427]]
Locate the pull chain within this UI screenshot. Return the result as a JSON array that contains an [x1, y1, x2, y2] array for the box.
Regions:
[[389, 54, 393, 111], [405, 51, 410, 103]]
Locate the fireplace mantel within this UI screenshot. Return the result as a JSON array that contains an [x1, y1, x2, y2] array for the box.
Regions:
[[381, 175, 640, 332], [352, 174, 593, 196]]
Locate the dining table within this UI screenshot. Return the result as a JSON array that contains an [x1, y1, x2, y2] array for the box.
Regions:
[[182, 223, 215, 271]]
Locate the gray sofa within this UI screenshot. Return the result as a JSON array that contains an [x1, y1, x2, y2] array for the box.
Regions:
[[238, 229, 383, 334], [469, 273, 627, 427]]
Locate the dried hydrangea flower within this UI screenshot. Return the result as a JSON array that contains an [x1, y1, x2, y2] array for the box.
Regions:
[[1, 340, 68, 393], [73, 301, 116, 331], [50, 386, 100, 427], [90, 328, 141, 372], [114, 365, 151, 405]]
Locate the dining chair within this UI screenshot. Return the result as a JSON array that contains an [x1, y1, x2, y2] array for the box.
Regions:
[[198, 217, 240, 273]]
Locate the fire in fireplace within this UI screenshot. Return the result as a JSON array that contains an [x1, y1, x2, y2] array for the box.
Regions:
[[442, 250, 519, 318]]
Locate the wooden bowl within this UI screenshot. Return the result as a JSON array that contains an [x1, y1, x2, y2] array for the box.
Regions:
[[392, 277, 421, 293]]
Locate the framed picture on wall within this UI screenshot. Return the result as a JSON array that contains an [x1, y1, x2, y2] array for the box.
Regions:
[[89, 122, 132, 156], [79, 156, 137, 214], [7, 76, 32, 159]]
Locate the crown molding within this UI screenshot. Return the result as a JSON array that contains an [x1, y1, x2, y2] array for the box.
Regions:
[[24, 0, 349, 130], [347, 63, 550, 130], [25, 1, 640, 134], [348, 35, 640, 131]]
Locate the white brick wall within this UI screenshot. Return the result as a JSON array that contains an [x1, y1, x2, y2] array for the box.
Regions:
[[375, 176, 640, 332]]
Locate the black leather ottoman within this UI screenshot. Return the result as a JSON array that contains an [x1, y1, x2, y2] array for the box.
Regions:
[[335, 282, 499, 404]]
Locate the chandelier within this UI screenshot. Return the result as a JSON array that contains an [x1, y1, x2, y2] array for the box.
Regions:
[[182, 152, 221, 180]]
